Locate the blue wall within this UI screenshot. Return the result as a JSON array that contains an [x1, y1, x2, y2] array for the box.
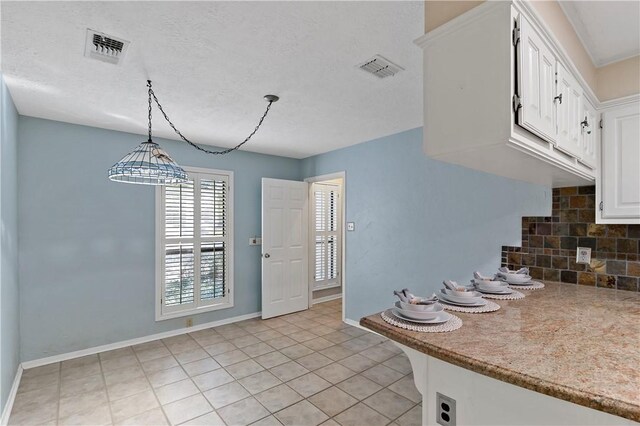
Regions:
[[1, 76, 20, 410], [16, 120, 551, 362], [18, 117, 301, 361], [301, 128, 551, 322]]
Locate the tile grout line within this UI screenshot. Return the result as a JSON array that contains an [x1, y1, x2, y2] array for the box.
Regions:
[[133, 341, 174, 426], [17, 301, 420, 426], [98, 355, 116, 426]]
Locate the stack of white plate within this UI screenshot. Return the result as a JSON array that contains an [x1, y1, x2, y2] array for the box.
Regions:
[[472, 279, 513, 295], [437, 289, 487, 307], [391, 301, 451, 324], [499, 273, 532, 285]]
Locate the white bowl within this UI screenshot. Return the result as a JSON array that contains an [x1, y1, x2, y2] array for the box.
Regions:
[[394, 302, 443, 319], [504, 274, 531, 284], [473, 279, 507, 289], [399, 300, 438, 312], [439, 290, 485, 305], [443, 288, 479, 298]]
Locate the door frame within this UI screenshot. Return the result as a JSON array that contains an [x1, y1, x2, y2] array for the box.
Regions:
[[304, 171, 346, 322]]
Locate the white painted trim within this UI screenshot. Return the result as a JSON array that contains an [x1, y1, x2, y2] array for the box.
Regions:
[[414, 0, 602, 106], [414, 1, 503, 49], [557, 1, 640, 68], [308, 181, 342, 293], [313, 283, 342, 292], [343, 318, 362, 329], [0, 365, 22, 426], [21, 311, 260, 370], [598, 93, 640, 111], [514, 0, 600, 106], [304, 171, 347, 323], [556, 1, 598, 69], [155, 166, 235, 321], [312, 293, 342, 305]]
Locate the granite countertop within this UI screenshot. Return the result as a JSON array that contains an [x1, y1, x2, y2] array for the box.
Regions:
[[360, 281, 640, 421]]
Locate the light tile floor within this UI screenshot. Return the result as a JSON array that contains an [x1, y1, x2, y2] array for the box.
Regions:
[[10, 299, 422, 426]]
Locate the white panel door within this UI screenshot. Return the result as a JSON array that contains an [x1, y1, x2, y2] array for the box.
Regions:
[[517, 15, 556, 142], [262, 178, 309, 319], [556, 62, 583, 158], [580, 98, 599, 169], [601, 103, 640, 220]]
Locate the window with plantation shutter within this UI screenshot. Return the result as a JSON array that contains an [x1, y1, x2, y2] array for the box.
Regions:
[[311, 182, 341, 290], [156, 167, 233, 320]]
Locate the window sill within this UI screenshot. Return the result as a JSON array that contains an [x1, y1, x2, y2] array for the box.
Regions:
[[312, 282, 342, 291], [156, 301, 233, 321]]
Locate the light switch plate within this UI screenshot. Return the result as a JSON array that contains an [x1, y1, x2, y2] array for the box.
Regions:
[[249, 237, 262, 246], [347, 222, 355, 231], [576, 247, 591, 264]]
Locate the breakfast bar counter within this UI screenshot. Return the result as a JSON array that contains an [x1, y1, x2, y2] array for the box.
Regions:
[[360, 281, 640, 425]]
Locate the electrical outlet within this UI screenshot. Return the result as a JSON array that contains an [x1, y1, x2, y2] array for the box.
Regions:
[[436, 392, 456, 426], [186, 318, 193, 327], [347, 222, 355, 231], [576, 247, 592, 264]]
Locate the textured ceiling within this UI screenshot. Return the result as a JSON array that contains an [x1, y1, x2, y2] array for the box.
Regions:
[[1, 1, 424, 158], [559, 1, 640, 67]]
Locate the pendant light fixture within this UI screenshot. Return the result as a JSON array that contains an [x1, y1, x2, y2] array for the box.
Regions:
[[108, 80, 279, 185]]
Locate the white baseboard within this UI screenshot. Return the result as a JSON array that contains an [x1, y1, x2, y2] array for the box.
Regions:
[[344, 317, 382, 336], [21, 311, 261, 370], [312, 294, 342, 305], [1, 365, 23, 426]]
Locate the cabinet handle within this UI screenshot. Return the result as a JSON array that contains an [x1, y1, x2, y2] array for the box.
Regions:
[[554, 94, 563, 104], [581, 117, 590, 134]]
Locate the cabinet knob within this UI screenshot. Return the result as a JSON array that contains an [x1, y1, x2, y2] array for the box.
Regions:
[[554, 94, 563, 104]]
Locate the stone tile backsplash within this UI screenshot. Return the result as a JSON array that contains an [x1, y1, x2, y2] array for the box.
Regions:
[[502, 186, 640, 292]]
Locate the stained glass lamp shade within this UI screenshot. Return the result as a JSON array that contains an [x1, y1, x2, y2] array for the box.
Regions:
[[108, 140, 188, 185], [108, 80, 277, 186]]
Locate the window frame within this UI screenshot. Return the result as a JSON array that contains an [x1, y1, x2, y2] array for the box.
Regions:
[[310, 181, 342, 291], [155, 166, 234, 321]]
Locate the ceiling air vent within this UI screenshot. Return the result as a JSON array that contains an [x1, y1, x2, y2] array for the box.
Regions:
[[84, 29, 129, 65], [358, 55, 404, 79]]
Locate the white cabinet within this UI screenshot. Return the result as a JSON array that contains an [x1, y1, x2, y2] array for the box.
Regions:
[[580, 98, 598, 169], [416, 1, 597, 187], [555, 62, 583, 158], [517, 15, 556, 142], [598, 101, 640, 224]]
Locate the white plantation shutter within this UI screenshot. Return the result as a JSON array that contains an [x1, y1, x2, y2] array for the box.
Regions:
[[157, 168, 233, 319], [312, 183, 341, 290]]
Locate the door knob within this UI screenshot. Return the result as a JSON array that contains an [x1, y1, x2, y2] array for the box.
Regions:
[[264, 253, 271, 258]]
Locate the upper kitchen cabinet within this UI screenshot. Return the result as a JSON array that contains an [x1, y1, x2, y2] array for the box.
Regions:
[[416, 1, 598, 187], [517, 14, 556, 142], [555, 62, 584, 158], [580, 98, 598, 170], [597, 101, 640, 224]]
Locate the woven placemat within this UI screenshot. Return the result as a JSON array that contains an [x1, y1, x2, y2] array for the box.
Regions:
[[508, 281, 545, 290], [438, 299, 500, 313], [381, 310, 462, 333], [481, 290, 525, 300]]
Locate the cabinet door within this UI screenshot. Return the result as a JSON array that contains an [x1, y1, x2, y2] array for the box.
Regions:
[[601, 103, 640, 220], [556, 62, 583, 158], [580, 98, 598, 169], [517, 15, 556, 142]]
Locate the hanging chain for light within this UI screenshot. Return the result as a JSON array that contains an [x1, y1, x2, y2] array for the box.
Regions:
[[147, 80, 278, 155]]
